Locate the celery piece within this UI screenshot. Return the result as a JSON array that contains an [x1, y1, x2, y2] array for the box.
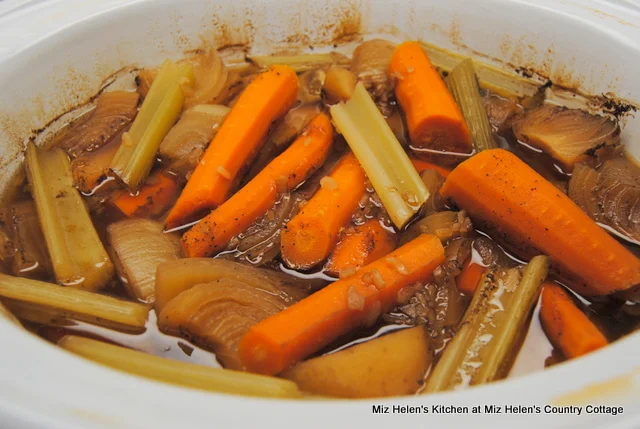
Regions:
[[3, 300, 76, 328], [25, 142, 114, 291], [59, 335, 302, 398], [419, 41, 539, 98], [0, 202, 52, 279], [0, 273, 148, 331], [446, 59, 497, 152], [330, 83, 429, 228], [424, 255, 549, 392], [6, 202, 52, 279], [248, 52, 350, 72], [110, 60, 189, 191]]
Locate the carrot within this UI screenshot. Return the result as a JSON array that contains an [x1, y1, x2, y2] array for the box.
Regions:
[[280, 152, 367, 270], [324, 220, 397, 278], [440, 148, 640, 296], [181, 114, 333, 258], [112, 172, 178, 218], [390, 42, 472, 164], [165, 65, 299, 229], [456, 258, 485, 295], [539, 282, 608, 359], [409, 157, 451, 177], [238, 234, 445, 375]]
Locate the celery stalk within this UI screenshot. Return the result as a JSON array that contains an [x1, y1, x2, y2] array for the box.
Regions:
[[446, 59, 497, 152], [419, 41, 539, 98], [0, 273, 148, 331], [59, 335, 302, 398], [248, 52, 349, 72], [110, 60, 189, 191], [330, 83, 429, 228], [25, 142, 114, 291], [424, 255, 549, 392]]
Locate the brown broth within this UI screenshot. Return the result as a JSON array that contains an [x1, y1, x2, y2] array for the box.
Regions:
[[3, 63, 639, 393], [32, 311, 220, 368]]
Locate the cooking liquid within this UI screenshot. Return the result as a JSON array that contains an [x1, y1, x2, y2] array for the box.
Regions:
[[3, 91, 639, 391]]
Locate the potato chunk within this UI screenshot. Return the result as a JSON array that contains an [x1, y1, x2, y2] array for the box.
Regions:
[[282, 326, 430, 398]]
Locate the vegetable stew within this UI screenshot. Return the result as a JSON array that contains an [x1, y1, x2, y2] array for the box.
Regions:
[[1, 38, 639, 399]]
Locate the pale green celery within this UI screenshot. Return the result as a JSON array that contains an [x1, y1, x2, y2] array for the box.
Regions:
[[248, 52, 349, 72], [424, 255, 549, 393], [110, 59, 189, 191], [419, 41, 539, 98], [59, 335, 302, 398], [330, 82, 429, 228], [25, 142, 114, 291], [177, 62, 196, 87], [446, 59, 497, 152], [0, 273, 148, 331]]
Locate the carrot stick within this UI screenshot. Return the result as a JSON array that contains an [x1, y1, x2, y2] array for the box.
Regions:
[[440, 148, 640, 296], [238, 234, 444, 375], [280, 152, 367, 270], [539, 282, 608, 359], [181, 114, 333, 258], [324, 220, 397, 277], [456, 258, 485, 295], [112, 172, 178, 218], [390, 42, 472, 164], [165, 65, 299, 229], [409, 157, 452, 177]]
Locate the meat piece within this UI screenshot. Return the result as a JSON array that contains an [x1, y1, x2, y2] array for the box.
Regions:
[[471, 236, 516, 268], [351, 39, 397, 115], [482, 92, 521, 132], [298, 68, 326, 103], [384, 238, 470, 351]]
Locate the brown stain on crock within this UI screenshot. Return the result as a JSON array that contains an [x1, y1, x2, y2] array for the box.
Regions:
[[329, 2, 362, 45], [2, 0, 638, 204], [426, 23, 636, 114]]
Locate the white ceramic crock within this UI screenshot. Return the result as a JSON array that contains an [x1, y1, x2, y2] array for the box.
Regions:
[[0, 1, 639, 428]]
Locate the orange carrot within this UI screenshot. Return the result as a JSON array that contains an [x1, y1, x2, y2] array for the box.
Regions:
[[456, 258, 485, 295], [390, 42, 472, 164], [238, 234, 445, 375], [440, 148, 640, 296], [112, 172, 178, 218], [409, 157, 451, 177], [181, 114, 333, 258], [165, 65, 299, 229], [324, 220, 397, 277], [280, 152, 367, 270], [539, 282, 608, 359]]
